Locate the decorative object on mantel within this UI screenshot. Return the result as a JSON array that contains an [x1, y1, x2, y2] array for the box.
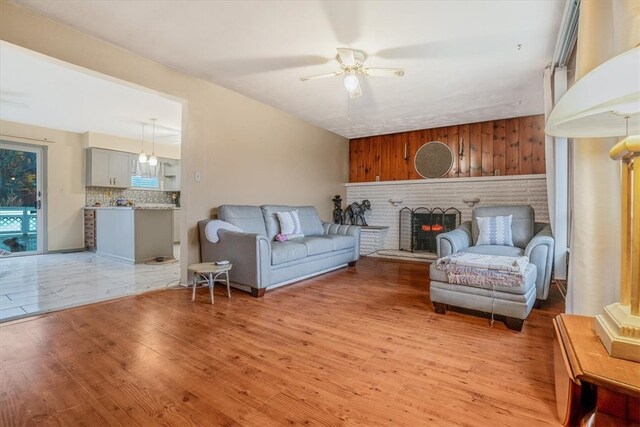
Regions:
[[399, 207, 461, 253], [414, 141, 454, 179], [332, 195, 344, 224], [546, 46, 640, 362], [463, 197, 480, 207], [389, 198, 403, 207], [344, 199, 371, 226]]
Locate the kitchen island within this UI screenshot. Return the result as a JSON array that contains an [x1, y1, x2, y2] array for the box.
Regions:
[[87, 207, 174, 263]]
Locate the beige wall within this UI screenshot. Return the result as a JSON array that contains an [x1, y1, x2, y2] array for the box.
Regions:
[[0, 120, 86, 251], [0, 2, 349, 282]]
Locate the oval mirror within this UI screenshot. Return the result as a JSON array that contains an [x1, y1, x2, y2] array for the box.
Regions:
[[414, 141, 454, 179]]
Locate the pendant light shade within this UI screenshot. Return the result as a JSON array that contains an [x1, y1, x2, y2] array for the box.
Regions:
[[148, 118, 158, 167], [138, 122, 147, 163]]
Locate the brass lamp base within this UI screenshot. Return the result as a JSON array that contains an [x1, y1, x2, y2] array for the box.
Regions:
[[595, 303, 640, 363]]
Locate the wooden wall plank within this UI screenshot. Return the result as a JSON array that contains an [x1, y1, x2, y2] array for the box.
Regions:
[[347, 114, 545, 182], [407, 131, 422, 180], [481, 121, 494, 176], [519, 116, 534, 174], [532, 115, 546, 174], [459, 124, 470, 177], [349, 140, 358, 182], [493, 119, 506, 176], [447, 126, 459, 178], [397, 133, 410, 180], [505, 118, 520, 175], [469, 123, 482, 177]]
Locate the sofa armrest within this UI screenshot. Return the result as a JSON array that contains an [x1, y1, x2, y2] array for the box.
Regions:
[[436, 221, 472, 258], [198, 220, 271, 289], [525, 223, 555, 300], [322, 222, 361, 261]]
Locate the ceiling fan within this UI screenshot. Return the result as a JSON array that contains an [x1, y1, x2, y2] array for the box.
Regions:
[[300, 48, 405, 98]]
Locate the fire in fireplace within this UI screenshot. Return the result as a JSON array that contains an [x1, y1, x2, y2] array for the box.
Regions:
[[399, 207, 461, 253]]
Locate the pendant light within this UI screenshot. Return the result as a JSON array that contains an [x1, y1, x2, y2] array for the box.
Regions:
[[138, 122, 147, 163], [148, 118, 158, 166]]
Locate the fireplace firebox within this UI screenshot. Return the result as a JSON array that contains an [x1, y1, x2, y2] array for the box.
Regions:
[[399, 207, 461, 253]]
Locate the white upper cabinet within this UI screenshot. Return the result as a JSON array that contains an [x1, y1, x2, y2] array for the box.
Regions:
[[161, 159, 180, 191], [86, 148, 132, 188]]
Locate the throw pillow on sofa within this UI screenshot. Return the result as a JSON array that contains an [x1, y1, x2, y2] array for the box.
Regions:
[[276, 210, 304, 240], [476, 215, 514, 246]]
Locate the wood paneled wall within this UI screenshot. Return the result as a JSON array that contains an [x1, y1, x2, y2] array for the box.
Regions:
[[349, 115, 546, 182]]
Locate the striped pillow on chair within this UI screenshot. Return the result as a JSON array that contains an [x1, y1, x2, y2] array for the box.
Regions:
[[476, 215, 514, 246]]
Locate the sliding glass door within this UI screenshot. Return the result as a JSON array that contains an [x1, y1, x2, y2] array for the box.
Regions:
[[0, 142, 44, 255]]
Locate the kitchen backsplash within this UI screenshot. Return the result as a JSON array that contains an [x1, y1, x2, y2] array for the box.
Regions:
[[86, 187, 180, 207]]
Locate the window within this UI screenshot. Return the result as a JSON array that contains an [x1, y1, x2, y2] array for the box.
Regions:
[[131, 175, 159, 189]]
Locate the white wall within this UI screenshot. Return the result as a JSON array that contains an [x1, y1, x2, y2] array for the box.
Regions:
[[346, 175, 549, 250], [0, 2, 349, 282], [0, 120, 85, 251]]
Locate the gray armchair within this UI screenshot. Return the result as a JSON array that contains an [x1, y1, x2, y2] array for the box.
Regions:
[[436, 205, 555, 301]]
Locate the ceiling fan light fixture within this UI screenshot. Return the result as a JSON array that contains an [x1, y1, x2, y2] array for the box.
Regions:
[[344, 73, 359, 92]]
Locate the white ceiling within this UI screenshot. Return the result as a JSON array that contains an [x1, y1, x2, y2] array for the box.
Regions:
[[14, 0, 564, 139], [0, 41, 183, 145]]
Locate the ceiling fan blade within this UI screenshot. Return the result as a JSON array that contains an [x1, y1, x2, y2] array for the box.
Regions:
[[363, 68, 406, 77], [337, 48, 356, 67], [299, 71, 344, 81], [349, 80, 362, 98]]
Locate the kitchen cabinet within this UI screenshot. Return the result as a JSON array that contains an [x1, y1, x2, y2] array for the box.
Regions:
[[161, 158, 180, 191], [86, 148, 131, 188]]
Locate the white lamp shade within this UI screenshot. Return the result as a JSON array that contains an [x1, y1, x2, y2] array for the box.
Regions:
[[138, 152, 147, 163], [546, 47, 640, 138], [148, 155, 158, 166], [344, 74, 359, 92]]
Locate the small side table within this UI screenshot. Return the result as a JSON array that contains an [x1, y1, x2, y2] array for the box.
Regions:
[[188, 263, 232, 304], [553, 314, 640, 426]]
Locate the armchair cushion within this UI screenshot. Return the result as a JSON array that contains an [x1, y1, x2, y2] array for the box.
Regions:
[[472, 205, 534, 249], [476, 215, 514, 246], [460, 245, 524, 257]]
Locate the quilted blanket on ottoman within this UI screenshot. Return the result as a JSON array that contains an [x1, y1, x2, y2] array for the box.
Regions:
[[435, 252, 529, 288]]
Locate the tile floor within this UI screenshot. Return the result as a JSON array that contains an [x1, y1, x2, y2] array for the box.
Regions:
[[0, 246, 181, 322]]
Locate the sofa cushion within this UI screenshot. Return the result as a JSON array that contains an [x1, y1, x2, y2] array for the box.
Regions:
[[271, 241, 308, 265], [322, 234, 356, 251], [460, 245, 524, 257], [218, 205, 267, 236], [261, 205, 324, 240], [299, 236, 334, 256], [472, 205, 534, 249]]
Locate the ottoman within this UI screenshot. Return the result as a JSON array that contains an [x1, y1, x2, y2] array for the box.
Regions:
[[429, 262, 537, 331]]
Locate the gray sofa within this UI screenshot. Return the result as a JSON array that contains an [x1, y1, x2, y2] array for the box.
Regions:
[[198, 205, 361, 297], [429, 205, 554, 331]]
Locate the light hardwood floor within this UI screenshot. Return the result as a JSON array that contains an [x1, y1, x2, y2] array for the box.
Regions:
[[0, 258, 563, 426]]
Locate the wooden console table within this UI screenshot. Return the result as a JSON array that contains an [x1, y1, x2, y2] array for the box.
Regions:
[[553, 314, 640, 426]]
